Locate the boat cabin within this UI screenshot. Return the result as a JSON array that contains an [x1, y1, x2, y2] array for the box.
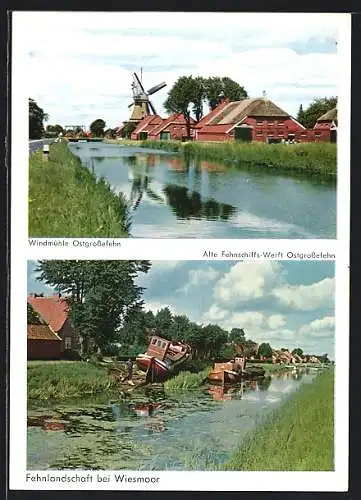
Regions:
[[146, 335, 171, 361]]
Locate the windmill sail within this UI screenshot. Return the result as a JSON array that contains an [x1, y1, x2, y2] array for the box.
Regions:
[[127, 71, 167, 122]]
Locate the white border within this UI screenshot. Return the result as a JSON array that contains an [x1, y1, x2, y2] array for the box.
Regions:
[[9, 11, 350, 492]]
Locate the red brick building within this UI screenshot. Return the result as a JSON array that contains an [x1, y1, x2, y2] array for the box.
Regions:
[[131, 115, 163, 140], [27, 324, 62, 360], [27, 294, 80, 353], [313, 107, 337, 143], [195, 97, 309, 143], [131, 113, 195, 141]]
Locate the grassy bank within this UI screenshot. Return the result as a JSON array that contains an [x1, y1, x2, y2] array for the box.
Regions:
[[27, 361, 121, 401], [29, 142, 129, 237], [137, 140, 336, 178], [164, 367, 211, 391], [222, 368, 334, 471]]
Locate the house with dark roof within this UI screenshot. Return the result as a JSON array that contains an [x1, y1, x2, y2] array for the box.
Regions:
[[27, 294, 80, 353], [313, 107, 337, 143], [195, 97, 308, 143]]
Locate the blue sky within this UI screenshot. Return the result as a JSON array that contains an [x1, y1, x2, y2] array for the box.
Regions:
[[28, 260, 335, 358], [16, 11, 341, 128]]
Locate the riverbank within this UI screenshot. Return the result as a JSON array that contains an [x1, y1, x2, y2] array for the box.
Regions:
[[221, 368, 334, 471], [107, 139, 336, 178], [29, 142, 130, 237]]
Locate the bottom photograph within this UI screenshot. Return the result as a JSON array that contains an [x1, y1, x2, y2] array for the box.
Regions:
[[26, 259, 335, 472]]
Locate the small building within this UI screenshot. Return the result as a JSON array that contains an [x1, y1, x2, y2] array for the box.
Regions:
[[27, 294, 80, 353], [147, 113, 195, 141], [27, 324, 62, 360], [130, 115, 163, 140], [195, 97, 308, 143], [313, 107, 337, 143]]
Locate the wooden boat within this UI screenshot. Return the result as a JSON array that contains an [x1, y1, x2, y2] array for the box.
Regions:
[[208, 360, 265, 385], [136, 335, 191, 381]]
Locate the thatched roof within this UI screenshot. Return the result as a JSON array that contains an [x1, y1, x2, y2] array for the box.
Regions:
[[208, 98, 290, 126], [317, 107, 337, 122]]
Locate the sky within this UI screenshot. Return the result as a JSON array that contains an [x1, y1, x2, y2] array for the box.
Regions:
[[28, 260, 335, 359], [16, 11, 341, 129]]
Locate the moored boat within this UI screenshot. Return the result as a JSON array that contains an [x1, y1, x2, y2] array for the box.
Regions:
[[208, 359, 265, 385], [136, 334, 191, 382]]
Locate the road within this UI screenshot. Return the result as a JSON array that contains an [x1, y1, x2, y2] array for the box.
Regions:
[[29, 138, 55, 154]]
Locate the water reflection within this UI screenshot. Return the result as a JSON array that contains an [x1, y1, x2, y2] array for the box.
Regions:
[[163, 184, 236, 220], [70, 143, 336, 238]]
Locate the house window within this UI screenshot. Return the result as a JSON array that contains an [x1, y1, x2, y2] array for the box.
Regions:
[[64, 337, 72, 350], [256, 120, 264, 125], [157, 340, 163, 347], [151, 338, 157, 345], [278, 121, 285, 126], [256, 130, 263, 135], [267, 121, 274, 126], [315, 132, 321, 137]]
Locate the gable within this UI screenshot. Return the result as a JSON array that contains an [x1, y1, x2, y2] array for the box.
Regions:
[[27, 295, 69, 332]]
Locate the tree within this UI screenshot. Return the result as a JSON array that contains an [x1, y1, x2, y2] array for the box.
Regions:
[[154, 307, 173, 336], [46, 124, 64, 134], [258, 342, 273, 358], [229, 328, 246, 343], [191, 76, 206, 122], [121, 122, 137, 139], [298, 97, 337, 129], [204, 76, 248, 110], [29, 98, 48, 139], [27, 303, 42, 324], [296, 104, 305, 124], [292, 347, 304, 357], [164, 75, 196, 137], [90, 118, 106, 137], [35, 260, 151, 353]]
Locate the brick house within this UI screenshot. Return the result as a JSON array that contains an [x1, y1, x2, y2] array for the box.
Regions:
[[313, 107, 337, 142], [130, 115, 163, 140], [130, 113, 196, 141], [27, 294, 80, 353], [27, 324, 62, 360], [195, 97, 309, 143]]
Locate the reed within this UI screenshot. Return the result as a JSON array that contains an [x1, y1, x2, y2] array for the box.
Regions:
[[138, 140, 336, 178], [221, 368, 334, 471], [164, 367, 211, 391], [29, 142, 130, 237], [27, 361, 120, 401]]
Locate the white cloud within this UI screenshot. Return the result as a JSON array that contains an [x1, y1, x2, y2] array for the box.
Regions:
[[202, 304, 230, 323], [179, 266, 221, 293], [272, 277, 335, 311], [268, 314, 286, 330], [299, 316, 335, 338], [143, 301, 174, 315], [14, 11, 343, 127], [214, 261, 282, 306]]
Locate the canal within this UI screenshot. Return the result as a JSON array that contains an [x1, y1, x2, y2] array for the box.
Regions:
[[27, 367, 320, 471], [68, 143, 336, 239]]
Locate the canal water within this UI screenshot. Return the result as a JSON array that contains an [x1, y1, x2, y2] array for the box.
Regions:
[[27, 368, 319, 471], [68, 143, 336, 239]]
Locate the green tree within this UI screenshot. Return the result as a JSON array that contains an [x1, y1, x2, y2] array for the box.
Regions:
[[299, 96, 337, 128], [154, 307, 173, 336], [90, 118, 106, 137], [229, 328, 246, 343], [35, 260, 151, 353], [164, 75, 196, 137], [292, 347, 304, 357], [191, 76, 206, 122], [296, 104, 305, 124], [204, 76, 248, 110], [46, 124, 64, 135], [121, 122, 137, 139], [29, 98, 48, 139], [258, 342, 273, 358]]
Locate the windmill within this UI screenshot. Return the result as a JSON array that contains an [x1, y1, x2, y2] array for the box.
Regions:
[[128, 70, 166, 122]]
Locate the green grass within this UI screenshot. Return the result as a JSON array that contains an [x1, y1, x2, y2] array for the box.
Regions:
[[221, 368, 334, 471], [27, 360, 120, 401], [164, 367, 211, 391], [29, 142, 130, 237], [137, 140, 336, 178]]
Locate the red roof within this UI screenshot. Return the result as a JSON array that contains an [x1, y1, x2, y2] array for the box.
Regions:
[[195, 100, 231, 129], [27, 295, 69, 332], [132, 115, 163, 136], [149, 113, 195, 137], [27, 324, 61, 341]]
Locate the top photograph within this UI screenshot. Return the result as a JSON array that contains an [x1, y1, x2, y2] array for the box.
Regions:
[[24, 12, 344, 239]]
